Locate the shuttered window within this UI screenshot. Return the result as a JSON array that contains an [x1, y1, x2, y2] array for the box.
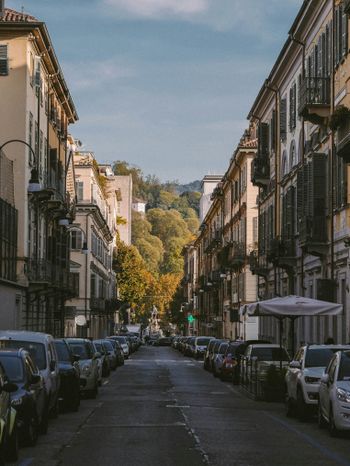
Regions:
[[289, 83, 297, 132], [335, 4, 348, 66], [280, 98, 287, 141], [76, 181, 84, 201], [258, 122, 269, 158], [0, 44, 8, 76]]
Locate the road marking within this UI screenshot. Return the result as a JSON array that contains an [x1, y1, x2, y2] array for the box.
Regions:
[[83, 422, 186, 428], [265, 412, 350, 466], [166, 404, 190, 409], [179, 405, 211, 465], [210, 391, 226, 395]]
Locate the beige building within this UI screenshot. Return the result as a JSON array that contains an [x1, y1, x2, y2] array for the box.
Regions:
[[113, 175, 133, 245], [0, 6, 78, 334], [65, 151, 117, 338], [191, 127, 259, 339]]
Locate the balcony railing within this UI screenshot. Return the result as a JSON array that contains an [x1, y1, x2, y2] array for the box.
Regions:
[[251, 157, 269, 187], [298, 77, 330, 118], [90, 297, 106, 312], [248, 251, 268, 277], [230, 241, 245, 269], [27, 259, 53, 283]]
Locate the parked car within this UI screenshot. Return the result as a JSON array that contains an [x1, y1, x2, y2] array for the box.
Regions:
[[107, 336, 130, 359], [0, 349, 46, 446], [209, 340, 226, 372], [220, 341, 244, 381], [184, 337, 196, 357], [54, 339, 81, 412], [93, 341, 110, 378], [95, 339, 118, 370], [193, 336, 213, 360], [107, 339, 124, 366], [0, 361, 19, 463], [318, 350, 350, 436], [65, 338, 100, 399], [212, 342, 229, 377], [204, 339, 220, 371], [241, 344, 290, 398], [285, 344, 350, 419], [0, 331, 60, 419], [229, 340, 271, 384], [157, 337, 173, 346]]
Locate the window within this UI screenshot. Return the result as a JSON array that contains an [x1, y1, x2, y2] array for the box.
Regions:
[[76, 181, 84, 201], [28, 112, 33, 165], [335, 3, 348, 67], [280, 97, 287, 141], [70, 229, 83, 250], [289, 83, 297, 131], [0, 44, 8, 76], [252, 217, 258, 244], [71, 272, 80, 297]]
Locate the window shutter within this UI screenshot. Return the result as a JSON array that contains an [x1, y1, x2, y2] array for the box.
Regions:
[[309, 153, 327, 242], [280, 98, 287, 141], [335, 7, 340, 65], [258, 122, 269, 157], [342, 6, 348, 57], [325, 25, 330, 76], [317, 36, 323, 78], [270, 110, 276, 152], [0, 44, 8, 76]]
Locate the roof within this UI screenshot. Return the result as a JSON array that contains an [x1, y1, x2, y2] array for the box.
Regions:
[[0, 8, 38, 22], [0, 330, 54, 342]]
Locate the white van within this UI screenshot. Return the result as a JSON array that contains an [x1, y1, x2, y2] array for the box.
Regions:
[[0, 330, 60, 430]]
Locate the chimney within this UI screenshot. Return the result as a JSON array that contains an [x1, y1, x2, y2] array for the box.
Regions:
[[0, 0, 4, 18]]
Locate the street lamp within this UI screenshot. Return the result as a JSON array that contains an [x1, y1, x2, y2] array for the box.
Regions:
[[0, 139, 41, 193]]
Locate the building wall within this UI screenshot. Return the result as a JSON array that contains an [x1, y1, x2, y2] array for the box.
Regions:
[[114, 175, 132, 245]]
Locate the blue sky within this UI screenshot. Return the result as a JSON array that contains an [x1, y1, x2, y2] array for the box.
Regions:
[[8, 0, 302, 183]]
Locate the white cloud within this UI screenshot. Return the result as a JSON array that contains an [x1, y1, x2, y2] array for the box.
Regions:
[[63, 59, 135, 91], [104, 0, 209, 18]]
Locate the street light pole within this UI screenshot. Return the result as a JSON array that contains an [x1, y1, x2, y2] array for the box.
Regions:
[[0, 139, 41, 192]]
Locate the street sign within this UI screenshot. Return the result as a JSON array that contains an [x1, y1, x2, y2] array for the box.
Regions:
[[187, 314, 195, 323]]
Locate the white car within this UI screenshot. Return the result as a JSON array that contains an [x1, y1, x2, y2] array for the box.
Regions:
[[318, 350, 350, 436], [193, 336, 213, 360], [285, 344, 350, 419]]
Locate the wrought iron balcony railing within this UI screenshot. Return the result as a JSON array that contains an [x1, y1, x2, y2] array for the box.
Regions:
[[298, 77, 330, 117], [251, 157, 269, 187], [27, 259, 53, 283]]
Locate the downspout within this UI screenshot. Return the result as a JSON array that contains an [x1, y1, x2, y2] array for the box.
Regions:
[[289, 33, 306, 297], [234, 157, 242, 339], [330, 0, 335, 284]]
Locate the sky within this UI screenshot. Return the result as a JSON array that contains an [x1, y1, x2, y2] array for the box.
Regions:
[[7, 0, 303, 183]]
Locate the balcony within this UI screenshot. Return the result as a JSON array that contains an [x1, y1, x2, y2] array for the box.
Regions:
[[248, 251, 268, 278], [298, 77, 331, 124], [267, 238, 296, 269], [90, 297, 106, 312], [230, 242, 246, 269], [336, 115, 350, 163], [27, 259, 52, 283], [251, 157, 269, 188], [299, 216, 328, 256]]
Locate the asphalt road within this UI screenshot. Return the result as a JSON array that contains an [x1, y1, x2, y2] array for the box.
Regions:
[[15, 345, 350, 466]]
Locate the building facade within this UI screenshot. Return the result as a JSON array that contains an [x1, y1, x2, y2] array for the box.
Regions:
[[0, 7, 78, 335]]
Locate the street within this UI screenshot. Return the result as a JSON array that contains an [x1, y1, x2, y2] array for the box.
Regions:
[[15, 345, 350, 466]]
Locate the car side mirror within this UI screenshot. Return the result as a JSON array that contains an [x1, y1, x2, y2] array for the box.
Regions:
[[289, 360, 301, 369], [2, 381, 18, 393], [50, 360, 56, 372], [30, 374, 41, 385], [321, 374, 330, 384]]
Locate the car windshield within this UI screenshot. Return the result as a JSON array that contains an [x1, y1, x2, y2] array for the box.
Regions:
[[197, 338, 211, 346], [54, 342, 71, 362], [0, 340, 46, 370], [338, 352, 350, 381], [305, 348, 343, 368], [251, 347, 289, 361], [0, 356, 24, 382], [102, 341, 114, 351], [67, 342, 93, 360]]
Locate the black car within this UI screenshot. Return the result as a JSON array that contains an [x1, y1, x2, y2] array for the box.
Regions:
[[0, 349, 45, 447], [157, 337, 172, 347], [54, 339, 81, 412]]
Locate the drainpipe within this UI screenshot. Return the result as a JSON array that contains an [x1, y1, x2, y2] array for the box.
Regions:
[[234, 157, 242, 339], [330, 0, 335, 284]]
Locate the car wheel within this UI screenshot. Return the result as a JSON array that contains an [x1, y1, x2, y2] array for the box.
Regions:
[[296, 388, 308, 421], [6, 421, 19, 462], [285, 396, 296, 418], [329, 407, 339, 437], [317, 403, 327, 429], [24, 412, 39, 446]]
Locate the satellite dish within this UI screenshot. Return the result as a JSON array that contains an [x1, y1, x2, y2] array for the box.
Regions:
[[75, 315, 86, 326]]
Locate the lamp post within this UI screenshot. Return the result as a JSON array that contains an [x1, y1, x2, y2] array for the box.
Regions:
[[0, 139, 41, 192]]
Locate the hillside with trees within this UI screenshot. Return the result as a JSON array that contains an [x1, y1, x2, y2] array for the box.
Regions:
[[112, 161, 201, 326]]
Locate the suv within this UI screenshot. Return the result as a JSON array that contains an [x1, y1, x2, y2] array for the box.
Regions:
[[0, 331, 60, 419], [285, 344, 350, 419]]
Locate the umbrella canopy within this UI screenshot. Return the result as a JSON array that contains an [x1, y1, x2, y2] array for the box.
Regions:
[[240, 295, 343, 318]]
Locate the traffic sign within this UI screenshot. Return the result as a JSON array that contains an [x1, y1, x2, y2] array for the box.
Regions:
[[187, 314, 195, 323]]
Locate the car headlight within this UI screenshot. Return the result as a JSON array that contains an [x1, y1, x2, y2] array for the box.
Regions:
[[82, 363, 91, 376], [336, 388, 350, 403], [304, 376, 321, 384], [11, 398, 23, 407]]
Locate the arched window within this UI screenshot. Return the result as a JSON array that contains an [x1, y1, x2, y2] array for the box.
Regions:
[[70, 228, 83, 250], [290, 139, 298, 168], [281, 150, 288, 177]]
